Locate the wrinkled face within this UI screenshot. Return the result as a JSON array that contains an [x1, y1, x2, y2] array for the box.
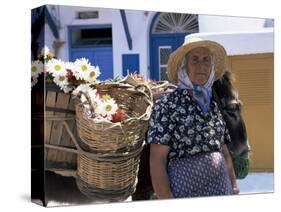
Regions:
[[186, 47, 212, 86]]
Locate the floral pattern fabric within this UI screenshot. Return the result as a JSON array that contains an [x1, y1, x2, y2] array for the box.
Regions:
[[147, 88, 231, 160]]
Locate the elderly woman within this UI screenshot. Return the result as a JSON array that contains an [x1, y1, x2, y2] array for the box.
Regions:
[[147, 37, 239, 199]]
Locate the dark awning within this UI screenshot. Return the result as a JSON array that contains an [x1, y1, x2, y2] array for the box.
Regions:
[[120, 10, 132, 50]]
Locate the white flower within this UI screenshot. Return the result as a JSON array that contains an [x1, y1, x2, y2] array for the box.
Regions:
[[88, 89, 98, 100], [88, 89, 100, 109], [72, 84, 93, 96], [158, 126, 164, 133], [85, 66, 101, 83], [163, 134, 170, 141], [73, 58, 92, 80], [179, 125, 185, 132], [203, 145, 209, 151], [46, 59, 67, 76], [53, 74, 69, 88], [31, 60, 43, 77], [63, 86, 73, 93], [96, 98, 118, 117], [210, 129, 215, 135], [188, 129, 194, 134], [94, 114, 113, 122], [209, 121, 215, 127], [65, 61, 75, 71], [180, 108, 185, 114], [31, 76, 38, 87], [196, 135, 202, 141], [41, 46, 50, 57]]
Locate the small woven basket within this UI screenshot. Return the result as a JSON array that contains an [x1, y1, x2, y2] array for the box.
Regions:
[[74, 83, 153, 200], [75, 83, 152, 152]]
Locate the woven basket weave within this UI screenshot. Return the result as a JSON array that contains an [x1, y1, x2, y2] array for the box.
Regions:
[[74, 83, 152, 200], [75, 83, 152, 152], [151, 81, 177, 102], [76, 143, 143, 201]]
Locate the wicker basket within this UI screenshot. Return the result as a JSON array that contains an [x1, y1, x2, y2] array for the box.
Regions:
[[75, 83, 152, 152], [74, 83, 153, 200], [150, 81, 177, 102], [44, 83, 78, 171], [76, 143, 143, 201]]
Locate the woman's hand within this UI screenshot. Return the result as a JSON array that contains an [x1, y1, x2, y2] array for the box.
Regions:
[[232, 185, 240, 194], [150, 144, 174, 199], [222, 144, 239, 195]]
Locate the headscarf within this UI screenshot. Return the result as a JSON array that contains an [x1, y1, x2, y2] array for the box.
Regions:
[[177, 57, 215, 113]]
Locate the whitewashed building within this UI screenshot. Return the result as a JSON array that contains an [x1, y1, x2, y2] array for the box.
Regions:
[[32, 5, 273, 81], [32, 5, 274, 171]]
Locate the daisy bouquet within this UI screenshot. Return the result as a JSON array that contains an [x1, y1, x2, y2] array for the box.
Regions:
[[72, 84, 125, 123], [31, 46, 50, 87], [31, 46, 101, 93]]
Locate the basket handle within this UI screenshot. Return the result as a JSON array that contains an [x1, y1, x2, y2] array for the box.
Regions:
[[45, 120, 145, 161], [151, 81, 177, 91], [134, 84, 153, 102], [151, 81, 169, 91]]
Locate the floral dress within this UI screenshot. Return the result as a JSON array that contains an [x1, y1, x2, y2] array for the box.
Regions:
[[147, 88, 233, 198]]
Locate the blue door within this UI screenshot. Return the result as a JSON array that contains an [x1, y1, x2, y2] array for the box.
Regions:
[[150, 34, 186, 81], [68, 25, 114, 81], [70, 48, 113, 80], [122, 54, 139, 76]]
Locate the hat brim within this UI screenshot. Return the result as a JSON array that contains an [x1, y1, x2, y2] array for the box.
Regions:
[[167, 40, 228, 83]]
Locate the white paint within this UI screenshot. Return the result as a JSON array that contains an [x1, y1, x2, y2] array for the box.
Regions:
[[46, 5, 156, 78], [199, 15, 269, 32], [185, 28, 274, 55], [44, 24, 55, 55], [43, 5, 272, 79]]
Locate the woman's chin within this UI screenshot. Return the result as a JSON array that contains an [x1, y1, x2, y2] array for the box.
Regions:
[[193, 79, 208, 86]]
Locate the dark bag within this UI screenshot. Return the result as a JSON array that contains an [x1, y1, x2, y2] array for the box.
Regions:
[[213, 72, 251, 179]]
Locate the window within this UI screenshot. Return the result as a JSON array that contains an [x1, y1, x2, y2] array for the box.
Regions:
[[159, 46, 172, 80], [71, 27, 112, 48]]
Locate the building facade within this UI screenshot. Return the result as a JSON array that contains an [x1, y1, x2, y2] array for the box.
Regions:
[[33, 5, 274, 171]]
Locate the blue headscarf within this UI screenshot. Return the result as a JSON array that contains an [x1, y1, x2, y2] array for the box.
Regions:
[[177, 58, 215, 113]]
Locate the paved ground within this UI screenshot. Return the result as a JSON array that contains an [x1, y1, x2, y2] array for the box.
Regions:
[[237, 172, 274, 194], [42, 171, 274, 206]]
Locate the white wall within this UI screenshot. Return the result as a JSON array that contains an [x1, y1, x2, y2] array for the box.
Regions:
[[185, 29, 274, 55], [43, 5, 272, 79], [48, 5, 153, 78], [44, 24, 55, 55], [199, 15, 267, 33], [58, 6, 121, 78]]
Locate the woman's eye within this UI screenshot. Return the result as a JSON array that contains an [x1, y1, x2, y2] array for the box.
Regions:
[[204, 58, 210, 62], [203, 57, 211, 64], [191, 58, 198, 63]]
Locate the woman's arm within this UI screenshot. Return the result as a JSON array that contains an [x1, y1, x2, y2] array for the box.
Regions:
[[221, 144, 239, 194], [150, 144, 173, 199]]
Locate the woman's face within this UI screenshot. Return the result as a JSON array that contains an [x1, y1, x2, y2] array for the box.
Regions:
[[186, 48, 212, 86]]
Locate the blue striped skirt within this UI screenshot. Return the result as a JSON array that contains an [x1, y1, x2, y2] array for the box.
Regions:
[[167, 151, 233, 198]]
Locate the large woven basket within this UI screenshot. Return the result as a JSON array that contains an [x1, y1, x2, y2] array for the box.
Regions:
[[74, 83, 153, 200], [76, 144, 143, 201]]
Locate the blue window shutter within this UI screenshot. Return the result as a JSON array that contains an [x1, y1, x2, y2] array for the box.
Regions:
[[122, 54, 139, 76]]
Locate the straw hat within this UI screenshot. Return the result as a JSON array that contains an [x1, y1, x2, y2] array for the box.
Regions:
[[167, 37, 228, 83]]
